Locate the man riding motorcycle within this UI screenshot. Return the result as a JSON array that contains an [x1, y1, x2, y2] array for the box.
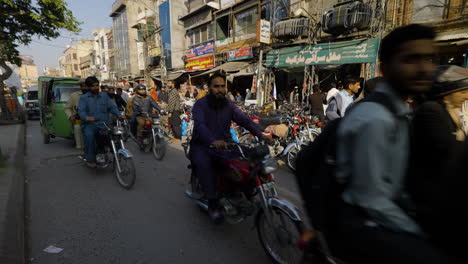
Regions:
[[78, 77, 125, 168], [189, 72, 271, 223], [131, 84, 162, 144]]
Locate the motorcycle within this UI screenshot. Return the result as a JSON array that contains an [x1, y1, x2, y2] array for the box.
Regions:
[[182, 142, 305, 264], [137, 112, 167, 160], [94, 119, 136, 189]]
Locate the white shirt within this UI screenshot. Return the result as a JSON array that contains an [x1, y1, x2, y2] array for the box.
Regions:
[[338, 89, 355, 116], [120, 91, 130, 103], [324, 87, 340, 112]]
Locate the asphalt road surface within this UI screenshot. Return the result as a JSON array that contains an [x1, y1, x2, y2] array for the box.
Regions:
[[25, 120, 304, 264]]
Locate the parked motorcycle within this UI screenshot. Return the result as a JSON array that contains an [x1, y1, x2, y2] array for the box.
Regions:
[[182, 142, 305, 264], [137, 112, 167, 160], [94, 120, 136, 189]]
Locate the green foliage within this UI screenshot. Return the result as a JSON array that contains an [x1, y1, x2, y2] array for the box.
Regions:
[[0, 0, 82, 66]]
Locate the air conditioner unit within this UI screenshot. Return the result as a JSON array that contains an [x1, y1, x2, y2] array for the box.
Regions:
[[322, 1, 372, 35], [273, 18, 313, 39]]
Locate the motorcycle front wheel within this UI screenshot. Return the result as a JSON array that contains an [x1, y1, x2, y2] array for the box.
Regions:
[[114, 153, 136, 190], [256, 207, 304, 264], [286, 145, 301, 172], [152, 135, 166, 160]]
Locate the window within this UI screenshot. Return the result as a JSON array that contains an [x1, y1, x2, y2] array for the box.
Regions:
[[234, 7, 258, 42], [261, 2, 271, 20], [73, 53, 77, 60], [102, 55, 106, 65], [101, 37, 105, 49], [216, 16, 230, 40], [74, 64, 78, 71], [53, 83, 81, 103]]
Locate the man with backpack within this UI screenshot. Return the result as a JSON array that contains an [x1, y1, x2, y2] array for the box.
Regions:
[[325, 76, 360, 120], [296, 24, 463, 263]]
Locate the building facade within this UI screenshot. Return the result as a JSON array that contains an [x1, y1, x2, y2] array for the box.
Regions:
[[18, 55, 39, 87], [43, 67, 61, 77], [92, 28, 113, 83], [110, 0, 154, 81], [63, 46, 80, 77]]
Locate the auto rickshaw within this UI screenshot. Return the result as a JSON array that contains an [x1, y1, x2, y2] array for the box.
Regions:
[[38, 76, 81, 144]]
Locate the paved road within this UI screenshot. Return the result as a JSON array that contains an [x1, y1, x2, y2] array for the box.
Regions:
[[25, 120, 303, 264]]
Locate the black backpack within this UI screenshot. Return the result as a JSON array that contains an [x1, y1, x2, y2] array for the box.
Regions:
[[295, 92, 398, 235]]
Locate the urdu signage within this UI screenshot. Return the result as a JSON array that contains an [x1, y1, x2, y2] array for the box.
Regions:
[[227, 48, 253, 61], [264, 38, 381, 67], [185, 55, 215, 71], [185, 41, 215, 58]]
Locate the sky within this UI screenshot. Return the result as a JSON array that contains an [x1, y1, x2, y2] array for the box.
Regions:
[[18, 0, 115, 74]]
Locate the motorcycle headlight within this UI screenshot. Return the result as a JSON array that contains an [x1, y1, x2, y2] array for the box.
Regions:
[[113, 127, 124, 135], [262, 159, 278, 174], [153, 118, 160, 125]]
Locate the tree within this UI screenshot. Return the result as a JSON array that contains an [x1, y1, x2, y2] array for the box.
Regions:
[[0, 0, 81, 119]]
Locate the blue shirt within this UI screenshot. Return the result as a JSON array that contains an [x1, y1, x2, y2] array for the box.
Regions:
[[78, 92, 120, 124], [336, 83, 423, 235], [338, 89, 355, 116]]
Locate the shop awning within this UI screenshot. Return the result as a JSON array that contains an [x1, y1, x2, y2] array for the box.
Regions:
[[264, 38, 381, 68], [192, 61, 251, 77], [151, 71, 186, 81], [436, 29, 468, 41]]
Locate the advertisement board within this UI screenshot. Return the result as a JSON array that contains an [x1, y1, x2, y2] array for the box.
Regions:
[[185, 55, 215, 71], [258, 20, 271, 44], [185, 41, 215, 59], [227, 48, 253, 61]]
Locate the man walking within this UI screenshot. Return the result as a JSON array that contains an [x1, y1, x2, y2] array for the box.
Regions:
[[331, 24, 461, 264], [64, 78, 87, 149], [167, 80, 182, 142], [326, 76, 360, 120]]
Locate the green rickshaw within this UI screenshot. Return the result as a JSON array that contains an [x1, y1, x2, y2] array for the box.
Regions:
[[38, 76, 81, 144]]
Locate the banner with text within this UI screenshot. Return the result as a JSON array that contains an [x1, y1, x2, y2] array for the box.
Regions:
[[185, 55, 215, 71], [264, 38, 380, 67], [227, 48, 253, 61], [186, 41, 215, 59]]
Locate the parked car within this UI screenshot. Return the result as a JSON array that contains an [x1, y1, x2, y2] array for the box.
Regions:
[[25, 85, 39, 120]]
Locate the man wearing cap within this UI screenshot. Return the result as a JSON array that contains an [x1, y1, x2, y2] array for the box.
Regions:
[[65, 78, 88, 149]]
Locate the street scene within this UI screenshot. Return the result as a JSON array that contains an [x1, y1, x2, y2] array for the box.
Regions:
[[1, 0, 468, 264]]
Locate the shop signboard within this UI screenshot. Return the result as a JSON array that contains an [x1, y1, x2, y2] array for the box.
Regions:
[[185, 55, 215, 71], [186, 41, 215, 59], [220, 0, 236, 9], [258, 20, 271, 44], [264, 38, 381, 67], [227, 48, 253, 61]]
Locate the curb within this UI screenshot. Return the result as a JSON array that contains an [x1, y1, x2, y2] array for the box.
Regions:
[[0, 124, 26, 263]]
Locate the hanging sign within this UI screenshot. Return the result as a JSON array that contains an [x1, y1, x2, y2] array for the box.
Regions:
[[258, 20, 271, 44], [185, 55, 215, 71], [227, 48, 253, 61]]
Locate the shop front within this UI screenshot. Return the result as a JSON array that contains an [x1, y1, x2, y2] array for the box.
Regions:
[[264, 38, 381, 97]]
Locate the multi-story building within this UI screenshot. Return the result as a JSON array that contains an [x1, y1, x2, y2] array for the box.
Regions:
[[43, 67, 61, 77], [18, 55, 39, 87], [158, 0, 185, 71], [63, 45, 79, 77], [389, 0, 468, 67], [79, 53, 94, 78], [110, 0, 154, 81], [92, 28, 112, 83], [58, 56, 66, 77], [107, 30, 116, 85]]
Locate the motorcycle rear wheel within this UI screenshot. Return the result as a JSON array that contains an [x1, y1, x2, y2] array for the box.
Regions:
[[114, 153, 136, 190], [257, 207, 304, 264], [152, 136, 166, 160]]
